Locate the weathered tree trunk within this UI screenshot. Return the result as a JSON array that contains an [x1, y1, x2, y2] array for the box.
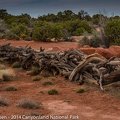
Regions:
[[103, 71, 120, 85]]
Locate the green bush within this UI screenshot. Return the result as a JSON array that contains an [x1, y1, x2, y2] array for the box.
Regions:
[[5, 86, 17, 91], [79, 35, 103, 47], [2, 74, 14, 81], [33, 76, 42, 81], [113, 38, 120, 46], [43, 81, 53, 86], [72, 27, 86, 36], [24, 36, 32, 41], [64, 20, 92, 36], [48, 89, 58, 95], [32, 21, 53, 41], [51, 23, 64, 41], [33, 22, 64, 42], [79, 36, 90, 46], [41, 72, 50, 78], [76, 88, 85, 93], [11, 23, 28, 38], [20, 33, 27, 39], [30, 67, 40, 76], [5, 32, 20, 40], [12, 62, 21, 68], [105, 20, 120, 42]]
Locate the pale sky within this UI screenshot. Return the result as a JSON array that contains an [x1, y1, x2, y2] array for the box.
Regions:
[[0, 0, 119, 17]]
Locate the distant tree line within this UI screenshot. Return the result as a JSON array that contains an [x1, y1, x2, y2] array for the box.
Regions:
[[0, 9, 120, 46]]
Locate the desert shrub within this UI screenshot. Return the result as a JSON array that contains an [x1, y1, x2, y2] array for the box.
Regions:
[[0, 96, 9, 106], [30, 67, 40, 76], [43, 81, 53, 86], [0, 69, 15, 81], [79, 36, 90, 46], [113, 38, 120, 46], [64, 20, 92, 36], [5, 86, 17, 91], [72, 27, 86, 36], [92, 14, 101, 25], [12, 62, 21, 68], [89, 36, 103, 47], [76, 88, 85, 93], [104, 86, 113, 91], [79, 35, 103, 47], [20, 33, 27, 39], [41, 72, 50, 78], [24, 36, 32, 41], [0, 34, 3, 39], [11, 23, 28, 37], [51, 23, 64, 41], [64, 100, 71, 103], [105, 20, 120, 42], [48, 89, 58, 95], [32, 21, 53, 41], [2, 73, 14, 81], [5, 31, 20, 40], [33, 76, 42, 81], [17, 99, 40, 109], [0, 64, 6, 70]]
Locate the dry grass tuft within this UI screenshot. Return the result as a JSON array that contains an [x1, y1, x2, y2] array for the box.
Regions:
[[17, 99, 41, 109], [43, 81, 53, 86], [0, 96, 9, 106], [33, 76, 42, 81], [0, 68, 15, 81], [76, 88, 85, 93], [0, 64, 6, 70], [30, 67, 40, 76], [5, 86, 17, 91], [12, 62, 21, 68], [48, 89, 58, 95]]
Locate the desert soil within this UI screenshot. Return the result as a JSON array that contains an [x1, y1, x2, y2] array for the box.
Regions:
[[0, 40, 120, 120]]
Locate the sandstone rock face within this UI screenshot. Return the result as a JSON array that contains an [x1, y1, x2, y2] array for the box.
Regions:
[[79, 46, 120, 59], [82, 45, 91, 48], [109, 46, 120, 57], [95, 48, 114, 59], [79, 48, 95, 55], [50, 45, 120, 59]]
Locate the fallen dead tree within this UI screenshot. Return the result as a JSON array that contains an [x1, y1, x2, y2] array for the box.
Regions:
[[0, 43, 120, 90]]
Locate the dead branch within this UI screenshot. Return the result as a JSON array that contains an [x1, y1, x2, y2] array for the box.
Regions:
[[0, 43, 120, 90]]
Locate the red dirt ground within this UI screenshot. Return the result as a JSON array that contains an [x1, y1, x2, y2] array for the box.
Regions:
[[0, 40, 120, 120], [0, 40, 78, 51]]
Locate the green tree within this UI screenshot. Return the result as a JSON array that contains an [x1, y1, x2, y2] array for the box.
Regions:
[[38, 13, 57, 22], [105, 20, 120, 42], [63, 10, 76, 20], [51, 23, 64, 41], [78, 10, 88, 20], [64, 20, 92, 36], [84, 15, 92, 21], [0, 9, 8, 19], [17, 13, 31, 26], [32, 21, 53, 41], [92, 14, 100, 25], [11, 23, 28, 38]]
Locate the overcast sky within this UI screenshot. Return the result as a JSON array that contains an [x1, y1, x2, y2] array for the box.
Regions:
[[0, 0, 119, 17]]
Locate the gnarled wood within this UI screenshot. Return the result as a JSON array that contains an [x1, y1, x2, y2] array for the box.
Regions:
[[69, 56, 103, 81]]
